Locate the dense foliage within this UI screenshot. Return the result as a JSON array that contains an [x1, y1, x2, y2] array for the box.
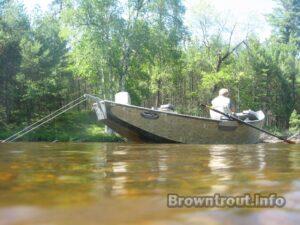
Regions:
[[289, 110, 300, 132], [0, 0, 299, 137]]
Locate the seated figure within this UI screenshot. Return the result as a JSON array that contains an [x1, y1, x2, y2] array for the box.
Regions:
[[210, 88, 234, 120]]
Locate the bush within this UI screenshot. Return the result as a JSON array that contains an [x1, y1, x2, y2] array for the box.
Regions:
[[289, 110, 300, 133]]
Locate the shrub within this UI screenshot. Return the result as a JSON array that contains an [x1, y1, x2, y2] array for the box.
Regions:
[[289, 110, 300, 133]]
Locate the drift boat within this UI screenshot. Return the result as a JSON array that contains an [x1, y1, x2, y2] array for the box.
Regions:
[[85, 94, 265, 144]]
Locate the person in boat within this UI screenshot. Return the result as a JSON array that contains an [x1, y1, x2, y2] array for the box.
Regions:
[[210, 88, 235, 120]]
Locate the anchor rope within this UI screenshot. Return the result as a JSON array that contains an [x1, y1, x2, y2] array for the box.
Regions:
[[2, 96, 87, 143]]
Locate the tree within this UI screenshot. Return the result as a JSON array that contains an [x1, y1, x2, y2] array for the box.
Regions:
[[62, 0, 186, 105], [0, 1, 73, 126], [268, 0, 300, 47], [16, 13, 70, 121], [268, 0, 300, 120], [0, 1, 30, 123]]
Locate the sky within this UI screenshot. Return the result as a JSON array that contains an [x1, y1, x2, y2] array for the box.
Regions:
[[22, 0, 276, 41], [23, 0, 52, 12]]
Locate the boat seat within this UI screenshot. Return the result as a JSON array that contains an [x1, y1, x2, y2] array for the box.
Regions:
[[236, 110, 258, 121]]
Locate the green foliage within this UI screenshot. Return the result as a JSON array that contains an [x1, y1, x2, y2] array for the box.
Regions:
[[289, 110, 300, 132], [0, 111, 122, 142], [231, 38, 298, 127], [0, 1, 75, 126], [62, 0, 186, 105], [268, 0, 300, 47]]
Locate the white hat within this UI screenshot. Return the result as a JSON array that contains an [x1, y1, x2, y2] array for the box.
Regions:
[[219, 88, 229, 96]]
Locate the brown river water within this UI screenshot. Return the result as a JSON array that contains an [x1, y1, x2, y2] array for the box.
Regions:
[[0, 142, 299, 225]]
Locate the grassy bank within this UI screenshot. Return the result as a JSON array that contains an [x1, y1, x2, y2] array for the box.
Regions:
[[0, 111, 123, 142]]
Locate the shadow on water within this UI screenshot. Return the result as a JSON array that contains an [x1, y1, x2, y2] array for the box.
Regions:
[[0, 142, 299, 224]]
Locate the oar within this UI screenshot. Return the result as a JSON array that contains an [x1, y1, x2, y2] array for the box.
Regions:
[[201, 104, 295, 144]]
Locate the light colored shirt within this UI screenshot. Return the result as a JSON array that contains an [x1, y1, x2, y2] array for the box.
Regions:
[[210, 96, 232, 120]]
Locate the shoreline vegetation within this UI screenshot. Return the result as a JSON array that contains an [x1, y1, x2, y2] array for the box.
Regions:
[[0, 111, 298, 143], [0, 111, 123, 143]]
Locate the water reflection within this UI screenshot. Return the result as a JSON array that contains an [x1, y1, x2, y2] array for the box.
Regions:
[[0, 143, 299, 224], [208, 145, 233, 194], [256, 145, 266, 178]]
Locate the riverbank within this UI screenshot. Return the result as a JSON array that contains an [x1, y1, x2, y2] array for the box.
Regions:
[[0, 111, 122, 142], [1, 112, 298, 143], [260, 132, 300, 144], [262, 137, 300, 144]]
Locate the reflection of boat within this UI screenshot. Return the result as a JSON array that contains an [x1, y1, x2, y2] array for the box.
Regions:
[[86, 94, 265, 144]]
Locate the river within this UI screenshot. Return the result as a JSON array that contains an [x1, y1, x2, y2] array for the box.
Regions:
[[0, 143, 299, 225]]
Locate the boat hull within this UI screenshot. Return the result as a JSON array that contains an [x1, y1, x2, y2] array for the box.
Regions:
[[92, 100, 265, 144]]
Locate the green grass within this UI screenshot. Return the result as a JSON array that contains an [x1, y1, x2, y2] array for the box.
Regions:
[[0, 111, 123, 142]]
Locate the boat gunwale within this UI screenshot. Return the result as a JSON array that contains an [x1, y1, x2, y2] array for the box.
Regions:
[[100, 100, 264, 125]]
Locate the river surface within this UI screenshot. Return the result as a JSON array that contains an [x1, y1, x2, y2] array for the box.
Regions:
[[0, 143, 299, 225]]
